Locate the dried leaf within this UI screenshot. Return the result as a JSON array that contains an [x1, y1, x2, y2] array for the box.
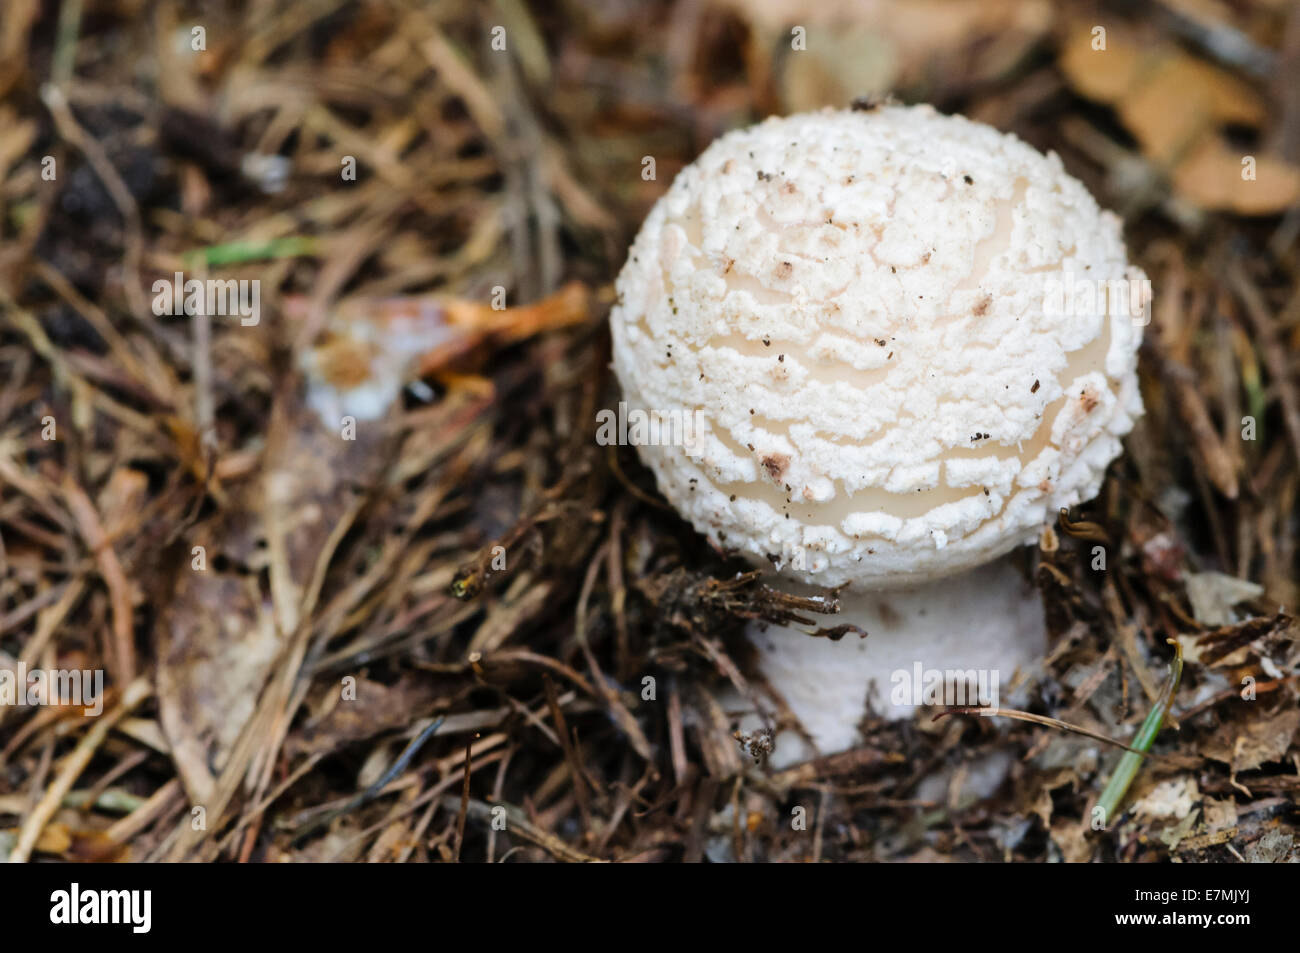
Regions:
[[1171, 139, 1300, 215], [1203, 708, 1300, 773], [1184, 571, 1264, 626]]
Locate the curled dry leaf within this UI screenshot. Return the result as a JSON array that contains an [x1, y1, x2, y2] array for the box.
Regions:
[[289, 677, 436, 758], [1058, 18, 1300, 214], [156, 389, 390, 805], [1184, 570, 1265, 626], [726, 0, 1052, 110], [1203, 708, 1300, 773], [1171, 138, 1300, 215]]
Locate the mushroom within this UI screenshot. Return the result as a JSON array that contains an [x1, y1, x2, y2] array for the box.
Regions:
[[610, 105, 1147, 766]]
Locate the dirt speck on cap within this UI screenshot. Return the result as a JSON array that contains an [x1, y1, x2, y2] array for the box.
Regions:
[[760, 453, 790, 483]]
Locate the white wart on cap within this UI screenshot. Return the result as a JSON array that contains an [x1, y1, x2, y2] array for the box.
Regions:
[[611, 105, 1145, 589]]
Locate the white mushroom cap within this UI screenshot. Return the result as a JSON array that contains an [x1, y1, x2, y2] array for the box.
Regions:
[[611, 105, 1145, 589]]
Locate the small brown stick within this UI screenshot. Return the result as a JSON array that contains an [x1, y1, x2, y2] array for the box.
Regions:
[[1229, 263, 1300, 474], [290, 718, 444, 847], [484, 745, 515, 864], [543, 674, 591, 830], [106, 778, 184, 846], [605, 500, 632, 680], [454, 738, 473, 863], [10, 677, 151, 862], [7, 582, 86, 741], [443, 798, 604, 863], [1154, 350, 1241, 499], [61, 478, 135, 683], [1103, 578, 1162, 704], [935, 706, 1178, 760], [401, 791, 442, 864], [191, 264, 216, 456]]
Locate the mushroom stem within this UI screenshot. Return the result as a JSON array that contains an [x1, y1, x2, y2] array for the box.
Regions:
[[725, 555, 1046, 768]]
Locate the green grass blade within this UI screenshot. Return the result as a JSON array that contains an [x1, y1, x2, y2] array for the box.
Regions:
[[1095, 639, 1183, 828]]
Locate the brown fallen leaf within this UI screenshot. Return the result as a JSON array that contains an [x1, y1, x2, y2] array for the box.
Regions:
[[1056, 24, 1143, 102], [1051, 815, 1096, 863], [727, 0, 1052, 110], [1195, 612, 1293, 666], [1203, 707, 1300, 773], [1115, 55, 1263, 165], [288, 677, 435, 758], [1058, 18, 1300, 215], [1172, 137, 1300, 214], [156, 568, 273, 805], [156, 385, 392, 806], [154, 279, 578, 813], [0, 820, 122, 861], [96, 468, 150, 542], [1243, 829, 1296, 863]]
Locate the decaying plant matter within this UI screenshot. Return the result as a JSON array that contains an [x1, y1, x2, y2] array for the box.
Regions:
[[0, 0, 1297, 863]]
